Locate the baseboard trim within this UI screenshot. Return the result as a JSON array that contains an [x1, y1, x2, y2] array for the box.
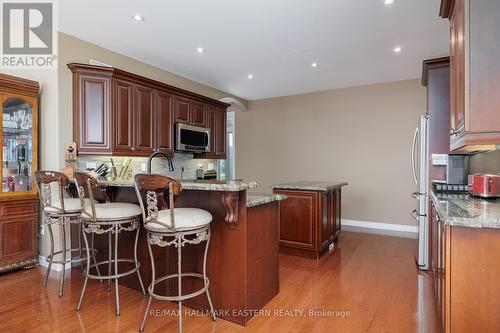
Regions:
[[38, 256, 73, 272], [342, 219, 418, 239]]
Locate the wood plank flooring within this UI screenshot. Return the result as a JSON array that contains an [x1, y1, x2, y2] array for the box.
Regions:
[[0, 232, 440, 333]]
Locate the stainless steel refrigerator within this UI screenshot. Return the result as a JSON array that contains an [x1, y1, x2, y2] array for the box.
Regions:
[[411, 114, 429, 270]]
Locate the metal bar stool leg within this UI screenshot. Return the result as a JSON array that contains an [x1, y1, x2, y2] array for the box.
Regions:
[[77, 229, 91, 311], [90, 232, 102, 281], [140, 237, 155, 332], [59, 217, 67, 297], [177, 234, 183, 333], [134, 226, 146, 295], [204, 233, 216, 321], [107, 232, 112, 292], [43, 220, 55, 288], [114, 224, 120, 316]]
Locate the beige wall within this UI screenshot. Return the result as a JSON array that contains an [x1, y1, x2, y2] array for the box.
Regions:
[[235, 79, 426, 226], [57, 32, 246, 168]]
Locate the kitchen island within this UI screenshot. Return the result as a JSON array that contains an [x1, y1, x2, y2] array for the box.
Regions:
[[85, 179, 286, 326], [272, 181, 347, 259]]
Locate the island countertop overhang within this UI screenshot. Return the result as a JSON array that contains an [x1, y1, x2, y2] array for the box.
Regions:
[[93, 179, 261, 192]]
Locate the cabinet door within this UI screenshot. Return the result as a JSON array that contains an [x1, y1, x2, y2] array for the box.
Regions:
[[156, 90, 174, 153], [455, 0, 465, 133], [205, 107, 215, 153], [74, 74, 111, 153], [214, 109, 227, 158], [1, 94, 38, 196], [174, 96, 191, 124], [134, 85, 155, 154], [113, 79, 134, 153], [277, 190, 318, 250], [191, 102, 206, 127]]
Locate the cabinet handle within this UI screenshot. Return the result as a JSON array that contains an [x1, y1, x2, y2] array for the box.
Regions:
[[450, 129, 460, 135], [131, 147, 135, 151]]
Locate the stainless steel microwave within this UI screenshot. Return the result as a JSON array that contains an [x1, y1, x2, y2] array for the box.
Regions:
[[175, 123, 210, 152]]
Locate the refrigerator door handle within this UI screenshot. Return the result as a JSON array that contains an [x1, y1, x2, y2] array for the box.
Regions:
[[411, 127, 419, 185]]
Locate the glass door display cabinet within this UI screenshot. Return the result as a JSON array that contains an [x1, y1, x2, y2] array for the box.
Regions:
[[0, 73, 39, 273]]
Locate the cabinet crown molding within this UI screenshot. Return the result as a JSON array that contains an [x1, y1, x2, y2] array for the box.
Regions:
[[67, 63, 230, 109], [0, 73, 39, 97]]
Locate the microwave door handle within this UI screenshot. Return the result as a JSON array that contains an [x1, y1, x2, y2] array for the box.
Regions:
[[411, 127, 419, 185], [204, 132, 209, 148]]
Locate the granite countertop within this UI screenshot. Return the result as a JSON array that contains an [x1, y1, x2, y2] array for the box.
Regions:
[[430, 190, 500, 228], [96, 179, 260, 192], [247, 193, 287, 208], [272, 181, 348, 192]]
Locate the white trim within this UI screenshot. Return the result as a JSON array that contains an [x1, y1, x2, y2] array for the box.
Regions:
[[38, 255, 73, 271], [342, 219, 418, 239]]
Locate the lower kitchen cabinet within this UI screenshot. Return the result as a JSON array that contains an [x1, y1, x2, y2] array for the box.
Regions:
[[0, 199, 39, 273], [273, 188, 341, 259], [429, 199, 500, 332]]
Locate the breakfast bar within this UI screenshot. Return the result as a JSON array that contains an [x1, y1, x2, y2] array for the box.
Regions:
[[84, 179, 286, 326]]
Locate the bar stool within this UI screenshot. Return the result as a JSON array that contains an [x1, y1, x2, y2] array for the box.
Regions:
[[34, 171, 99, 297], [74, 171, 145, 316], [134, 173, 216, 333]]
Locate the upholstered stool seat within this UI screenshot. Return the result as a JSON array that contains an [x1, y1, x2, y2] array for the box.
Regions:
[[43, 198, 93, 214], [145, 208, 212, 231], [82, 202, 142, 221]]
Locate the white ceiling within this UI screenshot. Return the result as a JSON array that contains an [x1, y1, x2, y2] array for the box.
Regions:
[[59, 0, 449, 100]]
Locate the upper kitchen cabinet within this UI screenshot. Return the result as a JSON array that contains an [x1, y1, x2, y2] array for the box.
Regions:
[[173, 97, 207, 127], [68, 63, 229, 157], [440, 0, 500, 152], [71, 66, 113, 154]]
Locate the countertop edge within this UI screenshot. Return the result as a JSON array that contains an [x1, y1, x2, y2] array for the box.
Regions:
[[247, 194, 288, 208]]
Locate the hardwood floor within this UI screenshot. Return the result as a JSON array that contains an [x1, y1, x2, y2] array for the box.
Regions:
[[0, 232, 440, 333]]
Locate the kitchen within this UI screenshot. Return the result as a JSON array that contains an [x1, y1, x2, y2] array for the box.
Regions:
[[0, 1, 499, 332]]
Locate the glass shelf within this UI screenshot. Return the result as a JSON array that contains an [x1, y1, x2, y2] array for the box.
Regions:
[[2, 98, 34, 193]]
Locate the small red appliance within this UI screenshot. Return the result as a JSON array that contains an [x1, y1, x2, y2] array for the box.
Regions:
[[468, 174, 500, 198]]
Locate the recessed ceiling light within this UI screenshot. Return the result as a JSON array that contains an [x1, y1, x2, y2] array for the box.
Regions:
[[311, 62, 318, 68], [393, 46, 403, 53], [132, 14, 145, 21], [247, 74, 254, 79], [382, 0, 396, 5], [196, 47, 205, 54]]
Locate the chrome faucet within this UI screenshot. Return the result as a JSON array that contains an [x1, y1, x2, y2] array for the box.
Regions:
[[147, 151, 174, 173]]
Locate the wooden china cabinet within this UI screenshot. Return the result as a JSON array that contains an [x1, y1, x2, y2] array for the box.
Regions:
[[0, 73, 39, 273]]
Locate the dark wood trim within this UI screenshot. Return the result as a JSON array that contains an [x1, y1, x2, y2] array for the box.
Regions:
[[67, 63, 230, 109], [439, 0, 456, 19], [422, 57, 450, 87]]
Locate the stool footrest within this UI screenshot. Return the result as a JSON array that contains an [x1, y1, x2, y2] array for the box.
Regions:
[[148, 272, 210, 302], [46, 248, 91, 264], [86, 259, 140, 280]]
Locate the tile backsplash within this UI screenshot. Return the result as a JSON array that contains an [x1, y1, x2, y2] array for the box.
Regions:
[[76, 153, 217, 180]]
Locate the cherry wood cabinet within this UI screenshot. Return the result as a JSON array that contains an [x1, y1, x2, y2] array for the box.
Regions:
[[155, 90, 174, 153], [273, 188, 342, 259], [430, 197, 500, 332], [0, 73, 40, 273], [440, 0, 500, 152], [134, 84, 155, 154], [68, 63, 228, 158]]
